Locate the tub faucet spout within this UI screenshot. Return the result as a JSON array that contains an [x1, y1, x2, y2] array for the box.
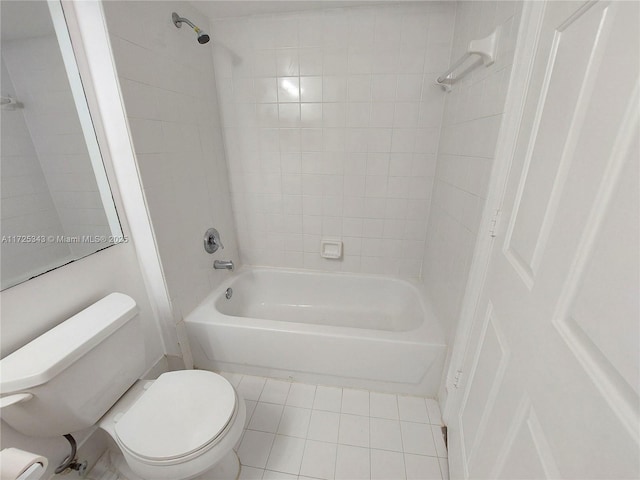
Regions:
[[214, 260, 234, 270]]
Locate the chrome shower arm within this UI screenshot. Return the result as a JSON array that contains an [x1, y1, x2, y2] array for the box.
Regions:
[[172, 12, 197, 31]]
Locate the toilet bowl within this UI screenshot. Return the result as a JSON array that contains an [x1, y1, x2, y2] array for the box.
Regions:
[[0, 294, 245, 480], [99, 370, 246, 480]]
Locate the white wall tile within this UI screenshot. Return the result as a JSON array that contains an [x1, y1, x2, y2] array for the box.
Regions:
[[421, 1, 523, 340], [212, 3, 455, 277], [278, 76, 300, 102], [300, 76, 322, 102], [104, 0, 240, 320]]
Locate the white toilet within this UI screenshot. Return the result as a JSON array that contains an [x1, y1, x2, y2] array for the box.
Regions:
[[0, 293, 245, 480]]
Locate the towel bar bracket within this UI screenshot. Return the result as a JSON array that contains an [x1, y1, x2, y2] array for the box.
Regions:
[[436, 27, 500, 92]]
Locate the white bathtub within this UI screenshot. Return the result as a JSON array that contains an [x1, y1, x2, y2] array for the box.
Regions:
[[185, 268, 447, 396]]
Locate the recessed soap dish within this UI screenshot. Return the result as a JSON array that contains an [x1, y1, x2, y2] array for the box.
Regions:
[[321, 239, 342, 259]]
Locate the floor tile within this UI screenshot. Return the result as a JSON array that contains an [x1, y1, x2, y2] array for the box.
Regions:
[[277, 406, 312, 438], [261, 379, 292, 405], [265, 435, 306, 474], [238, 430, 275, 468], [263, 470, 297, 479], [300, 440, 337, 480], [400, 422, 437, 456], [370, 448, 406, 480], [431, 425, 447, 458], [405, 453, 442, 480], [238, 465, 264, 479], [249, 402, 285, 433], [370, 392, 399, 420], [220, 371, 243, 388], [239, 376, 267, 401], [425, 399, 442, 426], [245, 400, 258, 428], [398, 395, 429, 423], [338, 413, 369, 448], [370, 417, 403, 452], [313, 385, 342, 412], [235, 374, 445, 480], [341, 388, 369, 416], [335, 444, 370, 480], [286, 383, 317, 408], [307, 410, 340, 443]]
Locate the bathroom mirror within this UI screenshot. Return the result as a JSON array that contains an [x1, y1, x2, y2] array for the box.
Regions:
[[0, 1, 123, 290]]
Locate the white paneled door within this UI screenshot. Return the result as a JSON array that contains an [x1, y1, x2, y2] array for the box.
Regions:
[[447, 1, 639, 478]]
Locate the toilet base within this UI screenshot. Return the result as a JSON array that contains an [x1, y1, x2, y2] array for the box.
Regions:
[[98, 376, 246, 480], [191, 450, 240, 480], [89, 449, 241, 480]]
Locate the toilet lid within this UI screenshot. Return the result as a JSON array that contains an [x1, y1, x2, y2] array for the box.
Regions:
[[114, 370, 236, 461]]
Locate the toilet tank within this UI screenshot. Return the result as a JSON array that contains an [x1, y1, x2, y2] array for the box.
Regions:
[[0, 293, 145, 437]]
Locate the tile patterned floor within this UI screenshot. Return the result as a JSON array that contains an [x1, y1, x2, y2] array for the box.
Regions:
[[220, 373, 449, 480]]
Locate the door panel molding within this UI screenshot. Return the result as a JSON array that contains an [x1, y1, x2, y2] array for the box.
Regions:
[[491, 395, 560, 479], [553, 85, 640, 444], [466, 308, 510, 468], [504, 1, 610, 284], [527, 2, 614, 274]]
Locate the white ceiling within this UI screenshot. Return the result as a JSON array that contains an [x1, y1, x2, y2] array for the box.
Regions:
[[189, 1, 390, 20]]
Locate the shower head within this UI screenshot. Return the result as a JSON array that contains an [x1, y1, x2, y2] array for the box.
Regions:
[[172, 12, 210, 44]]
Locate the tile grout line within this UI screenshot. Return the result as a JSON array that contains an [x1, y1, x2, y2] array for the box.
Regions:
[[234, 375, 447, 479], [397, 394, 409, 480], [334, 388, 344, 480]]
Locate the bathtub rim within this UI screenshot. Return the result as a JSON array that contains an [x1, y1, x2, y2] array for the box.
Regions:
[[187, 266, 446, 346]]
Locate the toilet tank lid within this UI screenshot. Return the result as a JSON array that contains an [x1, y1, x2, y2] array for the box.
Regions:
[[0, 293, 138, 393]]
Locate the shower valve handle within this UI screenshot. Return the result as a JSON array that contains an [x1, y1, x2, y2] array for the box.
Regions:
[[204, 228, 223, 254]]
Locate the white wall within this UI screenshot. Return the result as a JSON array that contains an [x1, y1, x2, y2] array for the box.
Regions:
[[210, 3, 455, 276], [103, 0, 239, 319], [0, 57, 71, 286], [422, 1, 523, 339]]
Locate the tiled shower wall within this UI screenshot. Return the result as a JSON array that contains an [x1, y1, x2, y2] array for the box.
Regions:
[[421, 1, 524, 338], [211, 3, 455, 276], [103, 1, 239, 319]]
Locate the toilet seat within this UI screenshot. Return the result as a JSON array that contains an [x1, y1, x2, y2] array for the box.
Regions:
[[114, 370, 237, 465]]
